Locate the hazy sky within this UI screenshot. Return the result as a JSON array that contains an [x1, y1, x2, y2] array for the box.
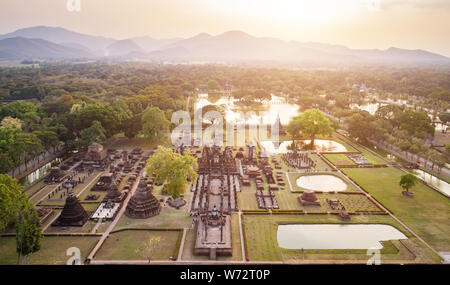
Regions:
[[1, 0, 450, 56]]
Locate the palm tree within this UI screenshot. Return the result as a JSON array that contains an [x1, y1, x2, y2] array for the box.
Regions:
[[399, 173, 418, 196]]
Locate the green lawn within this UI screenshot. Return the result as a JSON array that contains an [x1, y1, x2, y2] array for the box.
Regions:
[[94, 229, 181, 261], [242, 214, 440, 263], [0, 235, 99, 265], [358, 148, 388, 165], [342, 167, 450, 252], [323, 154, 356, 166], [323, 143, 387, 167], [114, 203, 192, 230]]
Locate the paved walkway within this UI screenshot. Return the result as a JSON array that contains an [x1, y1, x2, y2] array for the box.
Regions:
[[238, 211, 246, 262], [177, 228, 188, 261], [87, 173, 142, 261]]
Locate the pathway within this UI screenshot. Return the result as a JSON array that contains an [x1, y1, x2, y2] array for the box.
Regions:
[[90, 219, 102, 234], [177, 228, 188, 261], [87, 173, 142, 261], [238, 211, 246, 262]]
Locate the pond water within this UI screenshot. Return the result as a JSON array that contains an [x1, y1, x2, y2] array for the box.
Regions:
[[296, 175, 347, 191], [196, 94, 300, 125], [277, 224, 407, 249], [412, 169, 450, 197], [19, 157, 62, 186], [260, 139, 347, 154], [350, 103, 383, 115]]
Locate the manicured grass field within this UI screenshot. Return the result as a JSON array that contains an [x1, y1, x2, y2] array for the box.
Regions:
[[323, 154, 356, 166], [358, 148, 388, 165], [0, 235, 99, 265], [114, 203, 192, 230], [342, 167, 450, 252], [95, 229, 181, 260], [242, 214, 440, 263]]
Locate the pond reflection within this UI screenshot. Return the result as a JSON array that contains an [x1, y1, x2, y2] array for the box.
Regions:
[[277, 224, 407, 249]]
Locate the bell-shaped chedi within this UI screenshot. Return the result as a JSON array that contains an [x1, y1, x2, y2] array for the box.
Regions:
[[298, 190, 321, 206], [52, 189, 89, 227], [125, 180, 161, 218]]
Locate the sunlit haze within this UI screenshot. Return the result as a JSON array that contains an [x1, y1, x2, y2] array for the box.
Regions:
[[0, 0, 449, 56]]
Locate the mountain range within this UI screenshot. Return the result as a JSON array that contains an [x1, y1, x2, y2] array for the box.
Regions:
[[0, 26, 449, 65]]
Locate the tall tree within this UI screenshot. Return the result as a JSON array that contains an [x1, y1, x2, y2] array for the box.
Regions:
[[290, 109, 333, 145], [399, 173, 418, 196], [0, 174, 23, 230], [146, 146, 198, 198], [80, 120, 106, 148], [15, 200, 42, 264], [141, 106, 170, 143]]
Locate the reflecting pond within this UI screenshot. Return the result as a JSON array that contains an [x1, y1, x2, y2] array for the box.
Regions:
[[412, 169, 450, 197], [296, 175, 347, 191], [195, 94, 300, 125], [260, 139, 347, 154], [350, 103, 384, 115], [277, 224, 407, 249]]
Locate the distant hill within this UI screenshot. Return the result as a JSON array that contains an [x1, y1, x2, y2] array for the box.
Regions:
[[0, 26, 449, 66], [0, 26, 114, 52], [0, 37, 92, 59], [106, 39, 143, 56], [130, 36, 181, 52], [139, 30, 450, 65]]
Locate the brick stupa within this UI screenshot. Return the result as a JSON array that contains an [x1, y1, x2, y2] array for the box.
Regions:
[[52, 188, 89, 227], [125, 180, 161, 218]]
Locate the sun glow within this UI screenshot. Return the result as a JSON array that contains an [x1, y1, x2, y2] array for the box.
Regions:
[[202, 0, 363, 25]]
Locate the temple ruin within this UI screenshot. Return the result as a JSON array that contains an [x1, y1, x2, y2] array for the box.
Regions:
[[44, 167, 68, 184], [298, 190, 321, 206], [191, 145, 240, 258], [83, 142, 109, 169], [52, 187, 89, 227], [125, 180, 161, 219], [283, 151, 315, 169]]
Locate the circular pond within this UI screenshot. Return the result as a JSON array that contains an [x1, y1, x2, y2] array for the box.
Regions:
[[296, 175, 347, 192]]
